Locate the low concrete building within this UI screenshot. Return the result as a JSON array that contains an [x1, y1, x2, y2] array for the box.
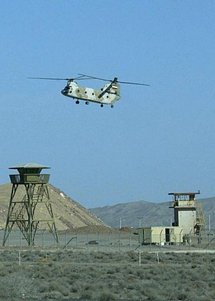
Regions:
[[139, 226, 183, 245]]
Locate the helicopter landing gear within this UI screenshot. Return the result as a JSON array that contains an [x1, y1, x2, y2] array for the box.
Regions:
[[85, 101, 89, 105], [111, 104, 114, 108], [100, 104, 104, 108], [75, 100, 79, 104]]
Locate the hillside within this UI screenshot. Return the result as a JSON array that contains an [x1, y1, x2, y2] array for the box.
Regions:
[[90, 201, 171, 228], [90, 198, 215, 229], [0, 183, 106, 231], [2, 181, 214, 231]]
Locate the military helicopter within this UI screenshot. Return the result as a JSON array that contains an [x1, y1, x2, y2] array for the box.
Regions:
[[29, 74, 149, 108]]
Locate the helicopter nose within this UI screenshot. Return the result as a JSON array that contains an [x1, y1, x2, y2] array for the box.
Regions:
[[61, 87, 68, 95], [61, 84, 70, 94]]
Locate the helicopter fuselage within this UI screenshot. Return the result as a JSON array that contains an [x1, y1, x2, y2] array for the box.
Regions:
[[61, 80, 120, 106]]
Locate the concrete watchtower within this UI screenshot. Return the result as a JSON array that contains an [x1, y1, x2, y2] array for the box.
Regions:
[[169, 191, 205, 235], [3, 163, 58, 246]]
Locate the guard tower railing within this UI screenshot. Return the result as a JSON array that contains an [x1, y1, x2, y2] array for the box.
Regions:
[[10, 174, 50, 184]]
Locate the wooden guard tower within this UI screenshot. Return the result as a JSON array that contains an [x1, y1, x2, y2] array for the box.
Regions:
[[3, 163, 58, 246]]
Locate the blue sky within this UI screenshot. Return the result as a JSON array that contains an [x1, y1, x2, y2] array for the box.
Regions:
[[0, 1, 215, 207]]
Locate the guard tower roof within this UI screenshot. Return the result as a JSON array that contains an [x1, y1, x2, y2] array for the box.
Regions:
[[168, 192, 200, 196], [9, 163, 50, 170]]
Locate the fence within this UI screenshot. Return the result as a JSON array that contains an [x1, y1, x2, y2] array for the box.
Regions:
[[0, 229, 140, 252], [0, 228, 215, 253]]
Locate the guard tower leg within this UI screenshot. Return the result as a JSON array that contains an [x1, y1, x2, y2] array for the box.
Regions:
[[3, 184, 19, 246]]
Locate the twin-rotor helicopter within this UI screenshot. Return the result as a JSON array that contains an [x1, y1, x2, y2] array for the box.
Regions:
[[29, 74, 149, 108]]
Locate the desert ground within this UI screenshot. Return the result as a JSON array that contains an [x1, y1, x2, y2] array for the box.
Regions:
[[0, 229, 215, 301]]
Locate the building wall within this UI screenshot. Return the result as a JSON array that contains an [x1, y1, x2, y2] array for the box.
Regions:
[[139, 226, 183, 245], [177, 209, 196, 235]]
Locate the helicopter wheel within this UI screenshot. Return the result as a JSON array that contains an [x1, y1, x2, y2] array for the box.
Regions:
[[100, 104, 104, 108], [75, 100, 79, 104], [111, 104, 114, 108], [85, 101, 89, 105]]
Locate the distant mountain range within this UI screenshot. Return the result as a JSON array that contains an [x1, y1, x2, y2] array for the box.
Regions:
[[1, 182, 214, 232], [90, 198, 215, 229]]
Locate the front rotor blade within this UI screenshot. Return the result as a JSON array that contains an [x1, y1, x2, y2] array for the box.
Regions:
[[28, 77, 70, 81], [28, 76, 90, 81]]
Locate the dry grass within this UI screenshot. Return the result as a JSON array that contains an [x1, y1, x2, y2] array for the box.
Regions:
[[0, 249, 214, 300]]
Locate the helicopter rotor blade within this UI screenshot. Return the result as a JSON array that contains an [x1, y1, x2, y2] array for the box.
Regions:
[[74, 74, 93, 80], [28, 75, 150, 86], [27, 75, 89, 81], [28, 77, 70, 81], [78, 74, 149, 86], [118, 80, 150, 86], [78, 74, 110, 82]]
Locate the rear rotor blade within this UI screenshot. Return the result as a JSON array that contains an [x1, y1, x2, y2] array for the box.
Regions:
[[78, 74, 110, 81], [78, 74, 150, 86], [118, 80, 150, 86]]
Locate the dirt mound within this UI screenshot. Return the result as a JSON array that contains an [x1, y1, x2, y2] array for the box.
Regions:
[[0, 183, 107, 231]]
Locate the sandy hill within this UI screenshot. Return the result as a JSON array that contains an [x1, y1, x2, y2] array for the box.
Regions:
[[0, 183, 106, 231]]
